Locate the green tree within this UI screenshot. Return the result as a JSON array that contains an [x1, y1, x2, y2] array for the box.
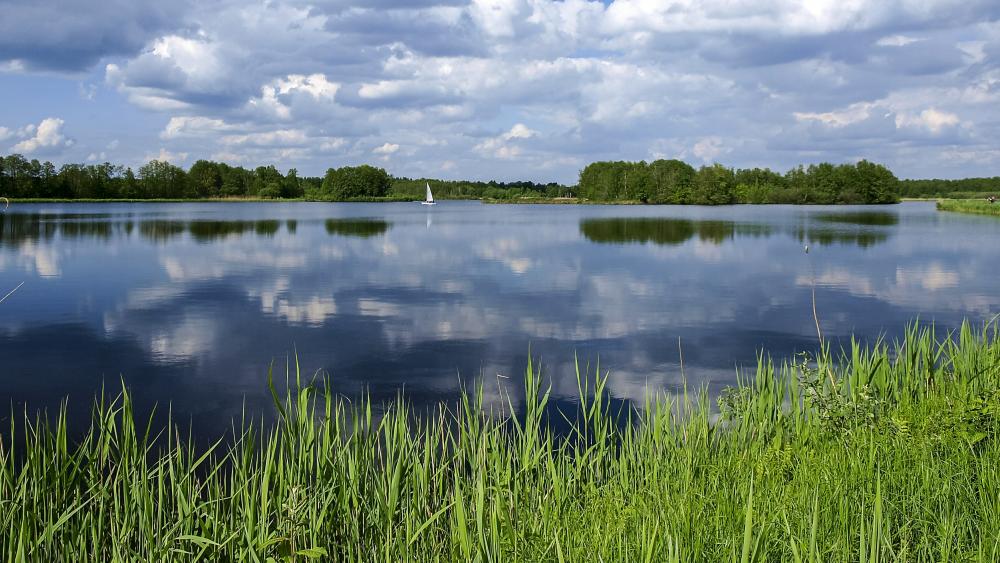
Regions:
[[692, 164, 735, 205], [648, 159, 696, 203], [188, 160, 223, 198], [220, 164, 250, 197], [252, 165, 284, 197], [855, 160, 900, 203], [121, 168, 140, 198], [282, 168, 304, 198], [138, 160, 187, 199], [320, 165, 391, 200]]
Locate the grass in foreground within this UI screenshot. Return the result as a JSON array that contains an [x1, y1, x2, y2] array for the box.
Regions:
[[937, 199, 1000, 217], [3, 322, 1000, 561]]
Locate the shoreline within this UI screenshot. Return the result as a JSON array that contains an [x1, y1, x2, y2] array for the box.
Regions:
[[936, 199, 1000, 217], [6, 320, 999, 560], [4, 196, 989, 206], [8, 197, 917, 206]]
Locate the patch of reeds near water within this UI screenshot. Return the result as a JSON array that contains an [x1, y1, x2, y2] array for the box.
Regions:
[[937, 199, 1000, 217], [3, 321, 1000, 561]]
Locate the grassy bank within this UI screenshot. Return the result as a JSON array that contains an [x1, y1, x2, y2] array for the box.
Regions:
[[3, 322, 1000, 561], [937, 199, 1000, 217]]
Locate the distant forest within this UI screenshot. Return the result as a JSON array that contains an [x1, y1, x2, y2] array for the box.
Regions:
[[577, 160, 899, 204], [898, 177, 1000, 199], [0, 154, 562, 201], [1, 151, 992, 204]]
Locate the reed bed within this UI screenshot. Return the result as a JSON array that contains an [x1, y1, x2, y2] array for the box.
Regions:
[[2, 321, 1000, 561], [937, 199, 1000, 217]]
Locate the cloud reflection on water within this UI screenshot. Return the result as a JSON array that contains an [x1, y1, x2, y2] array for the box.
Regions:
[[0, 202, 999, 436]]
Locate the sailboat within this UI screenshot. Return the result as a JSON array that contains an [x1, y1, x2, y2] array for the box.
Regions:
[[421, 182, 435, 205]]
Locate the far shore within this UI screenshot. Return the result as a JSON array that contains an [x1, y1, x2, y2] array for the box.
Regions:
[[6, 195, 992, 206]]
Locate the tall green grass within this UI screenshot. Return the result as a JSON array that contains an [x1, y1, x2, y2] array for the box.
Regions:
[[2, 321, 1000, 561], [937, 199, 1000, 217]]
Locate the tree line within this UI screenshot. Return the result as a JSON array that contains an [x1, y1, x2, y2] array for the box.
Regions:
[[898, 177, 1000, 199], [577, 159, 900, 204], [391, 178, 573, 200], [3, 152, 908, 204], [0, 154, 313, 200], [0, 153, 562, 201]]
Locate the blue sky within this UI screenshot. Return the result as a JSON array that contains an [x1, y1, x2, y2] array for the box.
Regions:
[[2, 0, 1000, 183]]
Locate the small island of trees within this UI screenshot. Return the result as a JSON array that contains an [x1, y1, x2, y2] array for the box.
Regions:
[[576, 159, 900, 204], [8, 151, 995, 205]]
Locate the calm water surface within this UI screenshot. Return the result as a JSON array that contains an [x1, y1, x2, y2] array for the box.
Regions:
[[1, 201, 998, 431]]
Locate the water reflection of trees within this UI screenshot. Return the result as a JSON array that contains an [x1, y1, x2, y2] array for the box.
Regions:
[[1, 213, 127, 246], [791, 227, 888, 248], [0, 214, 391, 245], [325, 219, 391, 238], [139, 220, 185, 242], [580, 218, 772, 246], [189, 220, 281, 242], [580, 216, 892, 248], [815, 211, 898, 226]]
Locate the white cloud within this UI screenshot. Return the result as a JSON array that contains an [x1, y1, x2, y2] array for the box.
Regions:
[[373, 142, 400, 155], [10, 117, 73, 155], [319, 138, 347, 152], [78, 82, 98, 100], [161, 116, 235, 139], [274, 74, 339, 100], [144, 147, 189, 163], [221, 129, 308, 147], [149, 34, 224, 86], [692, 137, 726, 162], [247, 74, 341, 121], [475, 123, 538, 159], [602, 0, 978, 36], [895, 108, 960, 133], [0, 60, 25, 72], [506, 123, 535, 139], [794, 102, 876, 128], [10, 0, 997, 181], [210, 150, 249, 164], [86, 137, 121, 161], [876, 34, 920, 47], [0, 127, 10, 142]]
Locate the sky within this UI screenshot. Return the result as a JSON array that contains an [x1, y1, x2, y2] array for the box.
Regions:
[[1, 0, 1000, 184]]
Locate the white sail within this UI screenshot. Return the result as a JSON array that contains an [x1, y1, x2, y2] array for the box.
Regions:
[[425, 182, 434, 204]]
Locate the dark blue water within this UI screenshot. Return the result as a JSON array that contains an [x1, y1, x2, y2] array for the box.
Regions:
[[1, 201, 998, 431]]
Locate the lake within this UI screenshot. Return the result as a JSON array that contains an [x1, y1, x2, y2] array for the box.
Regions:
[[1, 201, 998, 432]]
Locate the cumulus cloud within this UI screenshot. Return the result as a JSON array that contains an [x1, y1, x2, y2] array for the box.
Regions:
[[160, 116, 235, 139], [4, 0, 1000, 179], [10, 118, 74, 155], [373, 142, 400, 155], [475, 123, 539, 159], [795, 103, 877, 128], [0, 0, 188, 71], [895, 108, 961, 133]]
